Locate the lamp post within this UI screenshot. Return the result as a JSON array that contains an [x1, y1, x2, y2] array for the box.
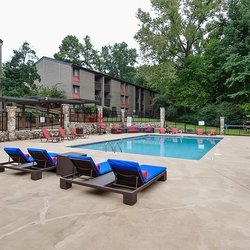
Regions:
[[0, 39, 3, 111]]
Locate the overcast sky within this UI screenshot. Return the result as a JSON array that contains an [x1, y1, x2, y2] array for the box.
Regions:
[[1, 0, 152, 62]]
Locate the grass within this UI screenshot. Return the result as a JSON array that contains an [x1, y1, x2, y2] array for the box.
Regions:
[[103, 117, 249, 136], [166, 121, 250, 136]]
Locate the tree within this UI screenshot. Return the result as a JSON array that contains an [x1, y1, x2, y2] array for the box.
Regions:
[[54, 35, 82, 65], [135, 0, 223, 66], [2, 42, 40, 97], [203, 0, 250, 104], [99, 42, 138, 82], [30, 84, 65, 98], [81, 35, 100, 69]]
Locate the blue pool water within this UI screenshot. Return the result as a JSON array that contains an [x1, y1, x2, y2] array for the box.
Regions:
[[71, 135, 222, 160]]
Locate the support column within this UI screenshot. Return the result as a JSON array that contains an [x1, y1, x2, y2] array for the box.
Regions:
[[160, 107, 165, 128], [62, 104, 70, 133], [7, 107, 16, 141], [98, 106, 103, 124], [121, 109, 125, 126], [220, 117, 225, 135]]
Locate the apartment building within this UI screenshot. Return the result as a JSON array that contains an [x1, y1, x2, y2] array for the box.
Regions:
[[35, 57, 156, 114]]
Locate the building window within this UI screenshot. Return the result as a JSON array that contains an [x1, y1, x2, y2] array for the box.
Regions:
[[73, 68, 80, 82], [125, 96, 129, 106], [72, 85, 80, 99]]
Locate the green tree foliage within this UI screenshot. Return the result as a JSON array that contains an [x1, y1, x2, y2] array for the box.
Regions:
[[134, 0, 249, 124], [81, 36, 100, 69], [135, 0, 222, 66], [54, 36, 138, 83], [30, 84, 65, 98], [2, 42, 41, 97], [99, 42, 138, 82], [54, 35, 82, 65], [217, 0, 250, 103]]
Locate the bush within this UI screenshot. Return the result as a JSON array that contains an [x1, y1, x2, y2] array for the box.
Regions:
[[196, 102, 243, 126]]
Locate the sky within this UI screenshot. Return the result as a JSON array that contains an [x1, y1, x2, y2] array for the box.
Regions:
[[0, 0, 152, 63]]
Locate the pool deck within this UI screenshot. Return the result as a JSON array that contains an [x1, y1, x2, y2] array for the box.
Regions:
[[0, 133, 250, 250]]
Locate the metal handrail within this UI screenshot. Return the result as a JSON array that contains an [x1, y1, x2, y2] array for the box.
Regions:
[[114, 142, 122, 153], [105, 142, 115, 152], [104, 141, 122, 153]]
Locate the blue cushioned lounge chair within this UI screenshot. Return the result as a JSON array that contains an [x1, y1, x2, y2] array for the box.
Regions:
[[0, 147, 35, 174], [0, 147, 58, 180], [67, 155, 112, 178], [3, 147, 34, 164], [60, 158, 167, 205]]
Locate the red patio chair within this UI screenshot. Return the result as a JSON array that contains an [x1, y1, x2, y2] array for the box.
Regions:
[[172, 128, 178, 134], [58, 127, 75, 140], [209, 129, 216, 136], [70, 127, 88, 138], [197, 129, 203, 135], [41, 128, 61, 143], [111, 126, 122, 134], [159, 128, 166, 134]]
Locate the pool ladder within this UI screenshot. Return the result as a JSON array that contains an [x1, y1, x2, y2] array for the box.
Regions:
[[105, 141, 122, 153]]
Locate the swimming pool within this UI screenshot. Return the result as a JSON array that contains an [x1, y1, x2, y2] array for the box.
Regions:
[[71, 135, 222, 160]]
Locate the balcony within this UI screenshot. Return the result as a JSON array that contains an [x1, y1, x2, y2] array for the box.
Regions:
[[72, 93, 80, 99], [95, 82, 102, 91], [73, 76, 80, 82], [104, 98, 110, 106], [95, 96, 101, 105], [120, 89, 128, 94], [104, 84, 110, 92]]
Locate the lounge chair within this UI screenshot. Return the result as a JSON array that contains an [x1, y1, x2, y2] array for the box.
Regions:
[[60, 158, 167, 206], [70, 127, 89, 138], [145, 126, 154, 133], [172, 128, 178, 134], [62, 155, 112, 178], [25, 148, 59, 180], [41, 128, 61, 143], [111, 126, 123, 134], [0, 147, 58, 180], [197, 129, 203, 135], [2, 147, 34, 164], [127, 126, 140, 133], [209, 129, 216, 136], [59, 127, 75, 140], [159, 128, 166, 134]]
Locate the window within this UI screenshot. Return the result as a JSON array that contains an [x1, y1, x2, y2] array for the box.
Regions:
[[72, 85, 80, 99], [73, 68, 80, 82], [125, 96, 129, 106], [73, 85, 80, 94], [120, 95, 124, 102], [73, 68, 79, 77]]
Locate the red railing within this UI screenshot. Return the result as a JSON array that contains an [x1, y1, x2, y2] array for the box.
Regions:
[[73, 76, 80, 82]]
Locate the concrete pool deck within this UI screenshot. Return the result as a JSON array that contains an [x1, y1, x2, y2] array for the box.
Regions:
[[0, 134, 249, 249]]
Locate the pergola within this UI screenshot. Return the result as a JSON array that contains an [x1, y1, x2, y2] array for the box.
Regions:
[[0, 96, 98, 114]]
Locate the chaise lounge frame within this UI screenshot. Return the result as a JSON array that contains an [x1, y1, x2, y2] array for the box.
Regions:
[[0, 150, 57, 180], [60, 165, 167, 205]]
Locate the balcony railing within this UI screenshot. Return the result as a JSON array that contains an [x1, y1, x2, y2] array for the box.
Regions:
[[120, 89, 128, 94], [73, 76, 80, 82], [95, 82, 102, 91], [104, 98, 110, 106], [72, 93, 80, 99], [120, 101, 129, 106], [104, 84, 110, 92], [95, 96, 101, 105]]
